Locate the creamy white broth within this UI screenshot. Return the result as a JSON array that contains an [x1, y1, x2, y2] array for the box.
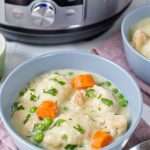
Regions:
[[11, 69, 129, 150]]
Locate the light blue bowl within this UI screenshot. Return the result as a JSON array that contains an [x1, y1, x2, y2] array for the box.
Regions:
[[121, 5, 150, 85], [0, 51, 142, 150]]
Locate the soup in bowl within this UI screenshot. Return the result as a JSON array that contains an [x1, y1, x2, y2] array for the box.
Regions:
[[11, 69, 129, 150], [0, 51, 142, 150]]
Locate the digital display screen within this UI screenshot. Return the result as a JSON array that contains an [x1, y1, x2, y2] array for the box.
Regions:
[[54, 0, 83, 6], [5, 0, 83, 6], [5, 0, 33, 5]]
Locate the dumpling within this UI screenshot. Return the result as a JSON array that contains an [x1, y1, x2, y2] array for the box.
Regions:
[[85, 85, 119, 114], [42, 112, 92, 149], [29, 73, 73, 105], [103, 114, 128, 137]]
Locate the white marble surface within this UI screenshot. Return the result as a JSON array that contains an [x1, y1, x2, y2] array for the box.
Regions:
[[3, 0, 150, 125]]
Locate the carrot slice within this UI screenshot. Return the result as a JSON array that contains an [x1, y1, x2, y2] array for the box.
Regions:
[[72, 74, 95, 89], [36, 101, 58, 119], [91, 130, 113, 149]]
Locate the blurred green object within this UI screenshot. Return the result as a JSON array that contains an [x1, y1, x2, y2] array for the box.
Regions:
[[0, 33, 6, 79]]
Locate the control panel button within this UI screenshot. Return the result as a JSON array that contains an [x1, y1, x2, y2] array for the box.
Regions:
[[52, 0, 83, 7], [31, 2, 55, 27]]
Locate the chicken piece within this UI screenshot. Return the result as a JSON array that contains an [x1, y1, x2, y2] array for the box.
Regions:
[[86, 85, 119, 114], [132, 29, 148, 51], [73, 90, 85, 106]]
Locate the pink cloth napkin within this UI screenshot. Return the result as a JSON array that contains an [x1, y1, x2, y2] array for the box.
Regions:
[[0, 121, 17, 150], [93, 33, 150, 99], [92, 32, 150, 149]]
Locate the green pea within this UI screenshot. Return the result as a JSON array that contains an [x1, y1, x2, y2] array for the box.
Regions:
[[112, 88, 119, 94], [101, 98, 113, 106], [104, 81, 112, 87], [33, 131, 44, 143], [118, 98, 128, 107], [33, 118, 53, 132], [85, 89, 96, 98], [34, 123, 46, 131], [30, 106, 37, 113], [43, 118, 53, 129], [118, 93, 125, 99]]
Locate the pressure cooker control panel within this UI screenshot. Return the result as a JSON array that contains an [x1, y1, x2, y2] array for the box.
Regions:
[[5, 0, 85, 29], [31, 2, 56, 27]]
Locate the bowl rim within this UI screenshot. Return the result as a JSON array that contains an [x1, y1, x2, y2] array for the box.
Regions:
[[0, 33, 6, 55], [121, 4, 150, 62], [0, 51, 143, 150]]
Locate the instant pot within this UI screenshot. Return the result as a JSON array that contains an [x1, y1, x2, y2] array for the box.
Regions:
[[0, 0, 132, 44]]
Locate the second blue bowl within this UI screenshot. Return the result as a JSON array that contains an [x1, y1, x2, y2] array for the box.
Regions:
[[121, 5, 150, 84]]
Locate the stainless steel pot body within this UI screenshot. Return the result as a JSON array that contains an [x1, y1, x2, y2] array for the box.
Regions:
[[0, 0, 132, 44], [0, 0, 132, 30]]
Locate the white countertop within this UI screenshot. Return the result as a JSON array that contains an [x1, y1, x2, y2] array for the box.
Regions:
[[5, 0, 150, 125]]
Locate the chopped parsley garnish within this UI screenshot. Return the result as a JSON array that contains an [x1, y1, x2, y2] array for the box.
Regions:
[[30, 88, 35, 92], [62, 106, 69, 112], [53, 78, 66, 85], [23, 114, 31, 124], [19, 88, 27, 97], [11, 102, 24, 114], [85, 89, 96, 98], [97, 82, 104, 86], [65, 144, 78, 150], [68, 72, 74, 76], [43, 88, 58, 96], [101, 98, 113, 106], [53, 119, 66, 127], [97, 94, 102, 99], [62, 134, 68, 141], [73, 124, 85, 134], [30, 93, 38, 101], [54, 72, 60, 75]]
